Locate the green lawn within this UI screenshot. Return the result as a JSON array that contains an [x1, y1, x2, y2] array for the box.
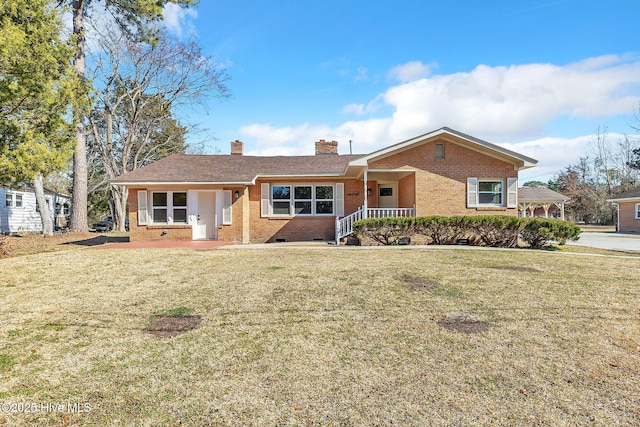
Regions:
[[0, 246, 638, 425]]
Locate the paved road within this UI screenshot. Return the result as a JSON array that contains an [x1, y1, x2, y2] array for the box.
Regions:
[[567, 232, 640, 253]]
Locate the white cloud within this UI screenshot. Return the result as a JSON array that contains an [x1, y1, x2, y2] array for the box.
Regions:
[[162, 3, 198, 37], [501, 135, 593, 182], [238, 54, 640, 167], [355, 66, 368, 81], [504, 132, 629, 182], [388, 60, 435, 82]]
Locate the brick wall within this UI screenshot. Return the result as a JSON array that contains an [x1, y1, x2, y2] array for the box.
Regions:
[[249, 179, 363, 243], [618, 201, 640, 232], [128, 186, 245, 242], [369, 138, 518, 216]]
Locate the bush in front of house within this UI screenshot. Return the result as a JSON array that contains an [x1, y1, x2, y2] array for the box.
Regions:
[[519, 217, 581, 248], [352, 216, 580, 248]]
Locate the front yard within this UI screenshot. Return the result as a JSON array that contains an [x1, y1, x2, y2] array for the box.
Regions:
[[0, 246, 638, 425]]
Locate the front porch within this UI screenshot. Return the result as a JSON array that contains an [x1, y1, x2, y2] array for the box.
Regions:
[[336, 206, 416, 242]]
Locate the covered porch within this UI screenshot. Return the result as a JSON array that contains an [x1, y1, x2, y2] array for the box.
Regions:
[[517, 187, 569, 220], [337, 169, 416, 241]]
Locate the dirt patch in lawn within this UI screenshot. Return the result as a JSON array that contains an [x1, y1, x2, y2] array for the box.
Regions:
[[436, 315, 490, 334], [144, 315, 202, 338], [398, 274, 440, 290]]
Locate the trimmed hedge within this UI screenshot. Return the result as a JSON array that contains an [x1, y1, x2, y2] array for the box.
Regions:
[[352, 216, 581, 248]]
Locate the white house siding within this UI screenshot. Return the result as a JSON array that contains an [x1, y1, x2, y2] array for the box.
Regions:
[[1, 187, 70, 234]]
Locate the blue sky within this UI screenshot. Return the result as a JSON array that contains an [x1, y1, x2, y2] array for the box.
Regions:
[[161, 0, 640, 181]]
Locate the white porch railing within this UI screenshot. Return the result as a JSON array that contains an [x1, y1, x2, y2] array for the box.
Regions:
[[366, 208, 415, 219], [335, 207, 365, 242], [335, 206, 415, 242]]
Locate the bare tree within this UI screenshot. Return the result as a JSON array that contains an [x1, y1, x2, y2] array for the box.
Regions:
[[87, 28, 229, 231], [64, 0, 198, 232]]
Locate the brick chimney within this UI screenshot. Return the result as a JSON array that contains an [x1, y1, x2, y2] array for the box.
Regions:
[[230, 140, 243, 155], [315, 139, 338, 155]]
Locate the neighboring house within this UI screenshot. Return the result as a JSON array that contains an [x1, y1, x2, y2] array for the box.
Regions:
[[1, 185, 71, 234], [111, 127, 538, 243], [608, 187, 640, 232], [518, 187, 569, 219]]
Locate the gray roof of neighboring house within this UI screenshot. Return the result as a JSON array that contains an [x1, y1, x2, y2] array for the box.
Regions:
[[608, 186, 640, 201], [518, 187, 569, 202], [111, 153, 365, 184]]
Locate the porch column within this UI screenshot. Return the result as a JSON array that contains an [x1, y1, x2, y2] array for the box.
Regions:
[[542, 203, 550, 218], [561, 202, 565, 221], [363, 168, 368, 219]]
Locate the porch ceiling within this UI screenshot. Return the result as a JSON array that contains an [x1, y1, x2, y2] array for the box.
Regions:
[[367, 170, 414, 181]]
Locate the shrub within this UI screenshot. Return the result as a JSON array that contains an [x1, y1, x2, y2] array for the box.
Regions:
[[353, 217, 415, 245], [465, 215, 524, 248], [353, 215, 581, 249], [414, 216, 468, 245], [520, 218, 581, 248]]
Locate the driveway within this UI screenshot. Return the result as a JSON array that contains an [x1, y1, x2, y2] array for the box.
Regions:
[[567, 232, 640, 253]]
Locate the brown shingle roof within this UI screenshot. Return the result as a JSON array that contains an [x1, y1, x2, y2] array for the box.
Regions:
[[111, 154, 365, 184], [518, 187, 569, 202], [609, 186, 640, 200]]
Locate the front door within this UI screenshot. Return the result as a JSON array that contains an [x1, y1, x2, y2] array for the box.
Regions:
[[194, 191, 217, 240], [378, 183, 398, 208]]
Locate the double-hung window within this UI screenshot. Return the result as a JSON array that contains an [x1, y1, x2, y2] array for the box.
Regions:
[[151, 191, 187, 224], [468, 178, 516, 208], [315, 185, 334, 214], [294, 186, 312, 214], [478, 180, 503, 205], [635, 203, 640, 220], [272, 186, 292, 215]]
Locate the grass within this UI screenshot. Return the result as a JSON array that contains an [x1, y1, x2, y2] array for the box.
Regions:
[[0, 246, 638, 425]]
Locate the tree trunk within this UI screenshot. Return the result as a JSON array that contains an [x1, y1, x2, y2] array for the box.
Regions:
[[69, 0, 89, 232], [111, 185, 129, 232], [33, 173, 53, 237]]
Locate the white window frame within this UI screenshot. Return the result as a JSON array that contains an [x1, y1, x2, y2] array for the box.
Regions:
[[477, 179, 504, 206], [635, 203, 640, 220], [268, 183, 336, 217], [5, 192, 24, 209], [150, 191, 188, 224]]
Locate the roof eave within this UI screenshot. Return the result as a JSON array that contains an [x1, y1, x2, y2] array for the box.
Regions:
[[348, 127, 538, 168], [608, 197, 640, 203], [111, 180, 255, 186]]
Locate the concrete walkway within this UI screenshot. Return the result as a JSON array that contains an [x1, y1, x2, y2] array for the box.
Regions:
[[566, 232, 640, 253]]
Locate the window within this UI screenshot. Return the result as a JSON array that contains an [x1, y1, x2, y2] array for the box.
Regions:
[[636, 203, 640, 220], [63, 203, 70, 215], [268, 184, 335, 216], [379, 187, 393, 197], [173, 192, 187, 223], [272, 185, 291, 215], [435, 143, 445, 160], [151, 192, 187, 224], [315, 185, 334, 214], [478, 180, 503, 205], [5, 193, 23, 208], [152, 192, 168, 223], [294, 186, 312, 214]]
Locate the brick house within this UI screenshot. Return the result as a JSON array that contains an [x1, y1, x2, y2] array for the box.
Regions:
[[111, 127, 537, 243], [608, 187, 640, 232]]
